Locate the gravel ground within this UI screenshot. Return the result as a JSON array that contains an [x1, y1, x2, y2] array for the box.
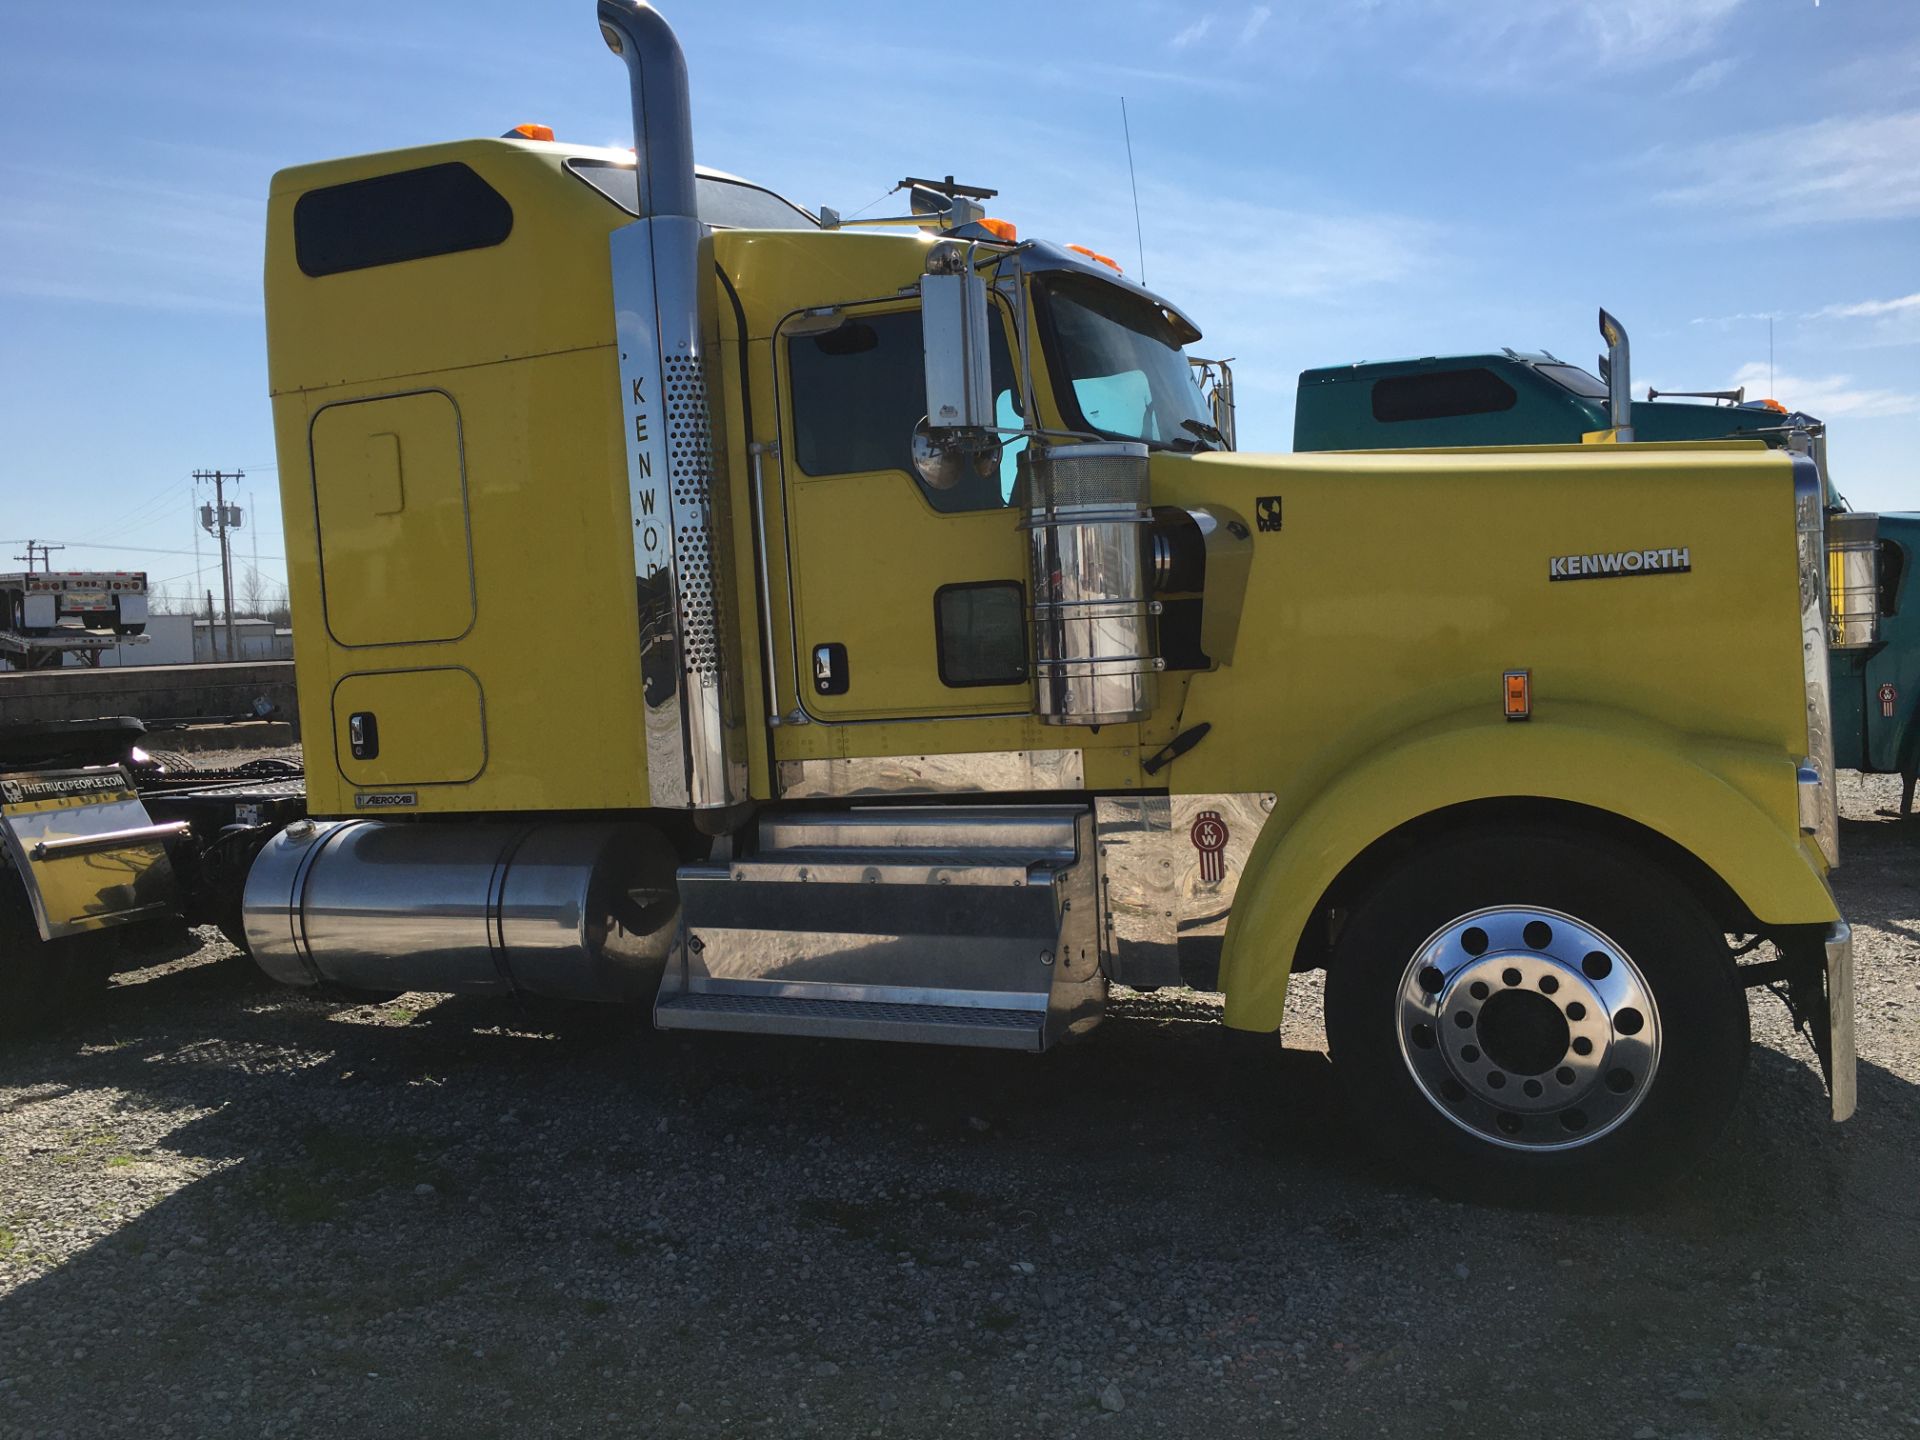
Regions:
[[1, 775, 1915, 1439]]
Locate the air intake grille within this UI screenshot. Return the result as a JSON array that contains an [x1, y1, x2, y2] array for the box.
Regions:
[[1031, 446, 1152, 512], [665, 354, 719, 677]]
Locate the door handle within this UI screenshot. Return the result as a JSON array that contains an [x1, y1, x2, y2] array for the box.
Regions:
[[812, 643, 849, 696], [348, 711, 380, 760]]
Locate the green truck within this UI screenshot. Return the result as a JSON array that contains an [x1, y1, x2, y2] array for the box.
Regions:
[[1295, 312, 1909, 806]]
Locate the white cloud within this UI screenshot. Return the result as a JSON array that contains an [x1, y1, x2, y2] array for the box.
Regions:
[[1135, 185, 1441, 318], [1690, 311, 1782, 327], [1729, 363, 1920, 419], [1171, 14, 1214, 50], [1803, 292, 1920, 350], [1409, 0, 1745, 83], [1655, 110, 1920, 225], [1240, 6, 1273, 44], [1812, 294, 1920, 321], [0, 163, 261, 315], [1678, 56, 1736, 93]]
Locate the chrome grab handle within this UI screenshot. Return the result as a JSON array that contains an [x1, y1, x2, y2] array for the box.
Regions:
[[749, 440, 783, 727], [30, 820, 191, 861]]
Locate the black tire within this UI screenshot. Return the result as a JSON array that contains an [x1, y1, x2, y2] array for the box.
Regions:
[[1324, 826, 1748, 1207], [112, 623, 146, 637]]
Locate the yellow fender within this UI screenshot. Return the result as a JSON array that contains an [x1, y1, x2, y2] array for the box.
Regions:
[[1217, 703, 1837, 1032]]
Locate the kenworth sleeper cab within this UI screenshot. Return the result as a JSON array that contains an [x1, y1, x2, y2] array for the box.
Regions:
[[2, 2, 1854, 1203]]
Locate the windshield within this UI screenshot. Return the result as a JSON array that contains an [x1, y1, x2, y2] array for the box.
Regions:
[[1535, 362, 1610, 399], [1035, 274, 1212, 448]]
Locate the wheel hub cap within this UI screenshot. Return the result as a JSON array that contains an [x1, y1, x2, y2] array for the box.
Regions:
[[1397, 906, 1661, 1150]]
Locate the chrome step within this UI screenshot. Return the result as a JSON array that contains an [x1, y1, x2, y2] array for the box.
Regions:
[[655, 803, 1104, 1051], [755, 804, 1083, 861], [653, 991, 1046, 1050]]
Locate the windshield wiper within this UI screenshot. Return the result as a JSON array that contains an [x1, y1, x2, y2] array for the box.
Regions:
[[1180, 417, 1226, 451]]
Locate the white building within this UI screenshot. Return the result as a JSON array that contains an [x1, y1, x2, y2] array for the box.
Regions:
[[193, 617, 293, 663], [98, 613, 194, 667]]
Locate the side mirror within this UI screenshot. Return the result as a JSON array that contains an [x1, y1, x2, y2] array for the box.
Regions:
[[918, 242, 1001, 488], [921, 242, 993, 429]]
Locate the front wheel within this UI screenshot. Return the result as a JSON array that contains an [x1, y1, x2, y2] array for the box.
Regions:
[[1324, 828, 1749, 1206]]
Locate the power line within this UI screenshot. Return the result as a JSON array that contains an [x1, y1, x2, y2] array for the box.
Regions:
[[10, 539, 286, 562], [69, 477, 194, 546]]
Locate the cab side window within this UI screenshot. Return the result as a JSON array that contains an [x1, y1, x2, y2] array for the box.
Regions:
[[790, 308, 1023, 513]]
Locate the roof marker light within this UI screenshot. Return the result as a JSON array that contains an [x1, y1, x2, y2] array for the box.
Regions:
[[977, 217, 1018, 242], [1066, 243, 1123, 274], [506, 123, 556, 142]]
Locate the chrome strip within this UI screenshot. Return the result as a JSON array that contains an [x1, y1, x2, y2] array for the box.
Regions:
[[1825, 920, 1856, 1122], [30, 821, 190, 860], [1095, 793, 1275, 989], [1794, 455, 1839, 867], [775, 749, 1085, 799], [748, 440, 783, 727], [612, 215, 746, 810]]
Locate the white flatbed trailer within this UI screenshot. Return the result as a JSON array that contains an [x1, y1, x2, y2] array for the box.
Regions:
[[0, 571, 150, 669], [0, 626, 148, 669]]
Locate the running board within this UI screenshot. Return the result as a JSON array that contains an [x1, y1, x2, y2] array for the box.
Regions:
[[654, 804, 1103, 1051]]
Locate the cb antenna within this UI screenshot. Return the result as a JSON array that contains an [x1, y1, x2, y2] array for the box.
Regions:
[[1120, 96, 1146, 283]]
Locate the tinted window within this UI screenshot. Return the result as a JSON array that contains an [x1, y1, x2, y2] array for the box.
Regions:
[[1536, 363, 1610, 398], [696, 176, 818, 230], [789, 309, 1023, 514], [935, 582, 1027, 687], [566, 159, 816, 230], [1370, 368, 1518, 423], [1035, 274, 1210, 448], [294, 163, 512, 278]]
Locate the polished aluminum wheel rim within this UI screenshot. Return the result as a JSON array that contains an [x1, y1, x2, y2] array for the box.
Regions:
[[1396, 906, 1661, 1151]]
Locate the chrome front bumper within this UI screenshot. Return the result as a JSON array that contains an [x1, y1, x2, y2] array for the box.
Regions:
[[1824, 921, 1856, 1122]]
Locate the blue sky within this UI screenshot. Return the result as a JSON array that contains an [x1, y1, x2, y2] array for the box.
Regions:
[[2, 0, 1915, 602]]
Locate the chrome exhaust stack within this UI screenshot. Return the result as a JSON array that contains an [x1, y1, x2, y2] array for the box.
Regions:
[[599, 1, 746, 814], [1598, 307, 1635, 442]]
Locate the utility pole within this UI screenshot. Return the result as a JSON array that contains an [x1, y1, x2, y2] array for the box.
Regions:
[[12, 540, 63, 573], [194, 469, 244, 661]]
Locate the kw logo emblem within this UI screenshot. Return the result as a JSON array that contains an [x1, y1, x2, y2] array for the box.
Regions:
[[1255, 496, 1283, 533], [1190, 810, 1229, 884]]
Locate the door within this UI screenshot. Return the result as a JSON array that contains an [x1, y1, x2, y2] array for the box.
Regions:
[[310, 390, 475, 648], [778, 301, 1031, 722]]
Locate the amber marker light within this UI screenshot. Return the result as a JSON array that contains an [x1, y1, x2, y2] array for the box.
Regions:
[[1504, 670, 1532, 721], [1066, 243, 1123, 273], [508, 122, 556, 141], [978, 217, 1019, 242]]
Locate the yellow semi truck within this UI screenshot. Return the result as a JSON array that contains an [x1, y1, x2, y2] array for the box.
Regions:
[[223, 0, 1852, 1200]]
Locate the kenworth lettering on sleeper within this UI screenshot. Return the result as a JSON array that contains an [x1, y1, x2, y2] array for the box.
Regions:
[[631, 374, 665, 579], [1549, 547, 1691, 581]]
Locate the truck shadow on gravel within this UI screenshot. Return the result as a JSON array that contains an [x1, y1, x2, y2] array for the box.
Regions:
[[2, 935, 1918, 1437], [4, 786, 1919, 1437]]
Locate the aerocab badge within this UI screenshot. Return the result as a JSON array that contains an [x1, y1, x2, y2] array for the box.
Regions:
[[1549, 546, 1691, 582]]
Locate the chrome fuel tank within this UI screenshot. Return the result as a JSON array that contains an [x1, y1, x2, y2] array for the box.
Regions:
[[242, 819, 680, 1001]]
